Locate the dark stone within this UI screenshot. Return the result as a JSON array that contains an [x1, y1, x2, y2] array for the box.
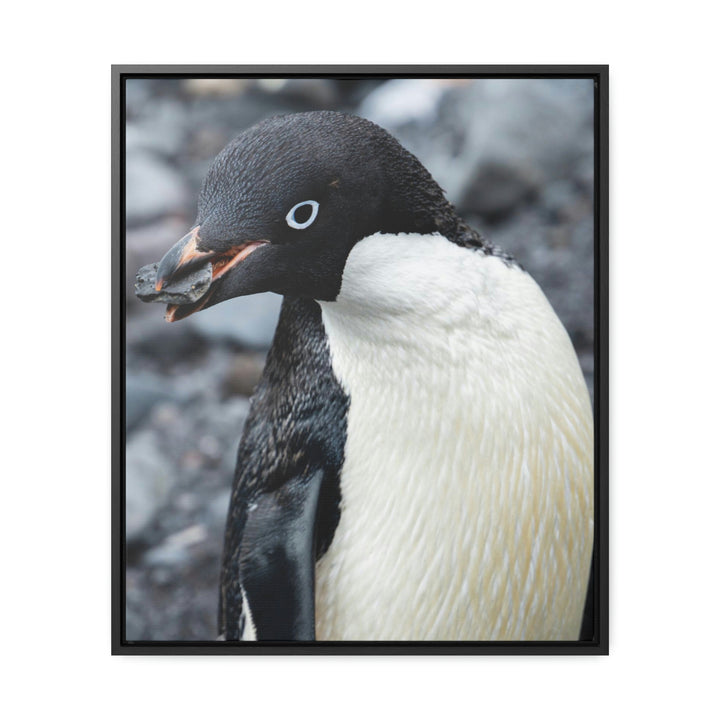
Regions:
[[128, 313, 210, 367], [459, 161, 539, 223], [126, 372, 174, 434], [185, 293, 282, 350], [125, 150, 189, 227], [221, 353, 266, 397], [134, 262, 213, 305]]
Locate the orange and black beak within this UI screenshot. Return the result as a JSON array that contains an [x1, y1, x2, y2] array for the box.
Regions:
[[155, 226, 212, 292], [152, 225, 268, 322]]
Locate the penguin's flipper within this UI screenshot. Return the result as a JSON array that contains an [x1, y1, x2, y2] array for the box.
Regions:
[[218, 297, 348, 642], [234, 469, 324, 641]]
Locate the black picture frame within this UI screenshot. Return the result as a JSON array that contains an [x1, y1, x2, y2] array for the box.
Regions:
[[112, 65, 609, 655]]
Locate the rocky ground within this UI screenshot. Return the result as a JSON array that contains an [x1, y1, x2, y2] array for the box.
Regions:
[[124, 77, 595, 640]]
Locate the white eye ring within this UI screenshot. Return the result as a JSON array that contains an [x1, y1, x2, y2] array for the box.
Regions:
[[286, 200, 319, 230]]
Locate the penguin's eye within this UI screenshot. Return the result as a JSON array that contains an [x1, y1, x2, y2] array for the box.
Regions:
[[286, 200, 319, 230]]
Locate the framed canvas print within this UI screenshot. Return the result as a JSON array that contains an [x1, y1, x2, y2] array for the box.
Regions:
[[112, 65, 608, 655]]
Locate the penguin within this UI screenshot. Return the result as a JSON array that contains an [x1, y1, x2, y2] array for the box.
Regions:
[[140, 110, 594, 642]]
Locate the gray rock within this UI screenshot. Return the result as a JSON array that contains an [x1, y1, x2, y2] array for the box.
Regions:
[[208, 490, 232, 524], [126, 218, 192, 314], [124, 79, 153, 115], [460, 161, 540, 222], [578, 351, 594, 406], [542, 179, 581, 220], [126, 311, 209, 367], [221, 353, 265, 397], [144, 524, 209, 567], [125, 426, 180, 542], [134, 261, 212, 306], [360, 78, 594, 208], [186, 292, 282, 350], [191, 397, 251, 478], [126, 98, 188, 158], [272, 78, 344, 108], [125, 150, 189, 227], [359, 78, 448, 127], [126, 372, 175, 434], [182, 78, 252, 97]]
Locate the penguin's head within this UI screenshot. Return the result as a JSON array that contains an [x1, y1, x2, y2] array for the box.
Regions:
[[153, 111, 459, 321]]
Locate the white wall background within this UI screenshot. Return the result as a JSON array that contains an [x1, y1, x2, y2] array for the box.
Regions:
[[2, 1, 717, 717]]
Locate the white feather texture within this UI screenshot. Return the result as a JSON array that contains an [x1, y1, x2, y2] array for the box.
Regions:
[[240, 586, 257, 641], [315, 232, 593, 641]]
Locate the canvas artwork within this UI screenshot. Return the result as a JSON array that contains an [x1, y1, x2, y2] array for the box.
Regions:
[[114, 68, 607, 654]]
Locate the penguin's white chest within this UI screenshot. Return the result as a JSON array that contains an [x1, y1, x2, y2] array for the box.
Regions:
[[315, 233, 593, 641]]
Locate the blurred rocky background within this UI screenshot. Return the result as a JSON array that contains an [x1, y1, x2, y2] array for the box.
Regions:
[[124, 77, 595, 640]]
